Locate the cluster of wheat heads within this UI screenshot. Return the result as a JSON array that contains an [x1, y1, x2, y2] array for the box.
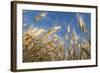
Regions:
[[23, 27, 65, 62]]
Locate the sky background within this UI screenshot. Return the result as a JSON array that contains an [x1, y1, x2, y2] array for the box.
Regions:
[[23, 10, 91, 48]]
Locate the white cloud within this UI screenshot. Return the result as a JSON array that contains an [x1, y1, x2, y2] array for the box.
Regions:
[[23, 23, 28, 27]]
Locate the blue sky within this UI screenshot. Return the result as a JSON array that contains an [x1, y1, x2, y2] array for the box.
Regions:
[[23, 10, 91, 48]]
